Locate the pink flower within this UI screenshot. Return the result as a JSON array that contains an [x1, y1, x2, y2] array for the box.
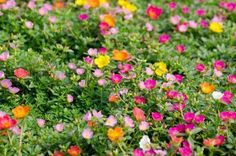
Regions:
[[214, 68, 223, 77], [188, 20, 198, 28], [179, 146, 192, 156], [0, 51, 10, 61], [228, 74, 236, 84], [168, 2, 177, 11], [195, 63, 205, 72], [146, 23, 153, 32], [124, 116, 134, 128], [166, 90, 178, 99], [214, 60, 225, 71], [110, 28, 118, 35], [56, 72, 66, 80], [68, 63, 77, 70], [48, 16, 57, 23], [196, 9, 205, 16], [177, 22, 188, 32], [124, 14, 133, 20], [98, 47, 107, 55], [151, 112, 163, 121], [110, 74, 123, 84], [87, 48, 97, 56], [11, 126, 21, 135], [174, 74, 184, 83], [82, 128, 93, 139], [144, 79, 156, 90], [27, 0, 36, 10], [182, 6, 190, 14], [1, 79, 12, 88], [118, 64, 133, 73], [138, 81, 146, 90], [38, 7, 48, 16], [195, 114, 205, 124], [133, 149, 144, 156], [226, 2, 236, 12], [76, 68, 85, 75], [145, 67, 154, 75], [93, 69, 103, 77], [54, 123, 64, 132], [176, 44, 186, 54], [83, 56, 93, 64], [92, 110, 103, 119], [159, 34, 170, 44], [146, 5, 163, 20], [79, 13, 88, 21], [105, 115, 117, 127], [184, 112, 195, 123], [0, 71, 4, 79], [98, 79, 106, 86], [170, 15, 181, 25], [67, 94, 74, 103], [37, 119, 45, 128], [83, 112, 92, 121], [79, 80, 86, 87], [8, 87, 20, 94], [139, 121, 150, 131]]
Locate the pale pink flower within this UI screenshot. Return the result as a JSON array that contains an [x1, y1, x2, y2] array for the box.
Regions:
[[76, 68, 85, 75], [8, 87, 20, 94], [0, 51, 10, 61], [54, 123, 64, 132], [11, 126, 21, 135], [124, 116, 134, 128], [1, 79, 12, 88], [67, 94, 74, 103], [146, 23, 153, 32], [37, 119, 45, 128], [88, 48, 97, 56], [139, 121, 150, 131], [0, 71, 5, 79], [170, 15, 181, 25], [25, 21, 34, 29], [145, 67, 154, 75], [98, 79, 106, 86], [105, 115, 117, 127], [79, 80, 86, 87], [27, 0, 36, 10], [82, 128, 93, 139], [49, 16, 57, 23]]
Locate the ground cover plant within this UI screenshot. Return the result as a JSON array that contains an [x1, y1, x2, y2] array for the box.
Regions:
[[0, 0, 236, 155]]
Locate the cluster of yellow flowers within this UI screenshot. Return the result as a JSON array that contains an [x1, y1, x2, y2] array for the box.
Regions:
[[75, 0, 107, 8], [154, 62, 168, 76], [118, 0, 137, 12]]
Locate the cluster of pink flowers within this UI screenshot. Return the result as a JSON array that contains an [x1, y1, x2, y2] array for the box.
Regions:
[[220, 111, 236, 121]]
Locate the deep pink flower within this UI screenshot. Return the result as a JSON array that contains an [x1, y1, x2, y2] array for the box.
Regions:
[[226, 2, 236, 12], [110, 74, 123, 84], [176, 45, 186, 54], [220, 91, 234, 104], [98, 47, 107, 55], [144, 79, 156, 90], [151, 112, 163, 121], [79, 13, 88, 21], [166, 90, 178, 99], [168, 2, 177, 11], [133, 149, 144, 156], [182, 6, 190, 14], [214, 60, 225, 71], [200, 19, 208, 28], [195, 63, 205, 72], [228, 74, 236, 84], [196, 9, 205, 16], [195, 114, 205, 124], [159, 34, 170, 44], [174, 74, 184, 83], [134, 96, 146, 104], [146, 5, 163, 20], [184, 112, 195, 123]]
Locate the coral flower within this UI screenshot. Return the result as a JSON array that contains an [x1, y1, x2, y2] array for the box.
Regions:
[[200, 82, 215, 94], [103, 14, 115, 27], [94, 55, 110, 68], [0, 115, 17, 130], [133, 107, 146, 121], [112, 49, 130, 61], [209, 22, 223, 33], [68, 145, 81, 156], [146, 5, 163, 20], [12, 106, 30, 119], [53, 1, 65, 9], [108, 94, 120, 103], [14, 68, 29, 78], [107, 127, 124, 142]]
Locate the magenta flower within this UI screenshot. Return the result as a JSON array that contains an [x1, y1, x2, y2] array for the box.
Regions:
[[182, 6, 190, 14], [168, 2, 177, 11], [220, 91, 234, 104], [195, 63, 205, 72], [1, 79, 12, 88], [159, 34, 170, 44], [98, 47, 107, 55], [82, 128, 93, 139], [174, 74, 184, 83], [134, 96, 146, 104], [79, 13, 88, 21], [176, 44, 186, 54], [151, 112, 163, 121], [105, 115, 117, 127], [214, 60, 225, 71], [83, 56, 93, 64], [110, 74, 123, 84], [144, 79, 156, 90], [184, 112, 195, 123], [166, 90, 178, 99], [200, 19, 208, 28], [195, 114, 205, 124], [37, 118, 45, 128], [133, 148, 144, 156], [196, 9, 205, 16]]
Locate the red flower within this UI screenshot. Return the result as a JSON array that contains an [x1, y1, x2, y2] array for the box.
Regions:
[[68, 145, 81, 156], [0, 115, 17, 130], [53, 151, 65, 156], [14, 68, 29, 78]]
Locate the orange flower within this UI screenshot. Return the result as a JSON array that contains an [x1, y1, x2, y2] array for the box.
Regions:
[[203, 138, 217, 147], [107, 127, 124, 142], [0, 0, 6, 4], [108, 94, 120, 103], [200, 82, 215, 94], [87, 0, 100, 8], [68, 145, 81, 156], [53, 1, 65, 9], [87, 120, 96, 127], [103, 14, 115, 27], [12, 106, 30, 119], [112, 49, 130, 61], [171, 136, 183, 145]]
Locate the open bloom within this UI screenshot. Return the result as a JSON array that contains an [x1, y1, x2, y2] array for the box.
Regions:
[[159, 34, 170, 44], [82, 128, 93, 139], [139, 135, 151, 151], [107, 127, 124, 142], [133, 107, 146, 121], [228, 74, 236, 84], [110, 74, 123, 84], [200, 82, 215, 94], [102, 14, 115, 27], [146, 5, 163, 20], [14, 68, 29, 78], [144, 79, 156, 90], [151, 112, 163, 121], [0, 115, 17, 130], [12, 106, 30, 119], [0, 51, 10, 61], [68, 145, 81, 156], [94, 55, 110, 68], [154, 62, 168, 76], [209, 22, 223, 33], [112, 49, 130, 61]]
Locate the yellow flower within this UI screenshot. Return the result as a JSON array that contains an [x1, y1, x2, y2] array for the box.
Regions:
[[12, 106, 30, 119], [118, 0, 137, 12], [103, 14, 116, 27], [75, 0, 87, 5], [154, 62, 168, 76], [209, 22, 223, 33], [94, 55, 110, 68], [107, 127, 124, 142], [200, 82, 215, 94]]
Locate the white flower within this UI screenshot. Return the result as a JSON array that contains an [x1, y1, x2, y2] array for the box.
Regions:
[[139, 135, 151, 151], [212, 91, 223, 99]]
